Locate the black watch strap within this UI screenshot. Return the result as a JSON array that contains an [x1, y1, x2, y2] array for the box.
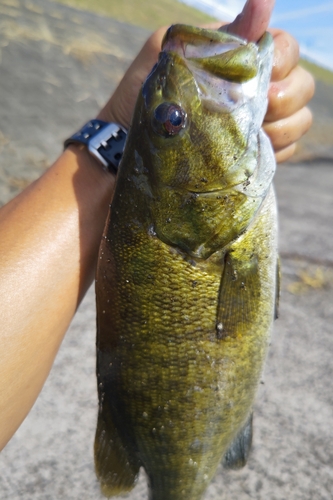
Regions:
[[64, 119, 127, 174]]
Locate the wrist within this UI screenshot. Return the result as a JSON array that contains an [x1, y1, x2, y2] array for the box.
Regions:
[[64, 143, 115, 185]]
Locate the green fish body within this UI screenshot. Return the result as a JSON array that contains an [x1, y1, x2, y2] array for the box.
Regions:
[[95, 25, 278, 500]]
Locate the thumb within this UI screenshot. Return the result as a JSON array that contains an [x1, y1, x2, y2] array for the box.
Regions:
[[220, 0, 275, 41]]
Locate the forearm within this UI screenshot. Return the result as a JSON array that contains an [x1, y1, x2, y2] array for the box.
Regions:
[[0, 145, 115, 449]]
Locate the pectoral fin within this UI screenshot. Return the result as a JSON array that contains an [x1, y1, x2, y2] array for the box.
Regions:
[[222, 413, 253, 470], [94, 404, 141, 497], [216, 251, 260, 339]]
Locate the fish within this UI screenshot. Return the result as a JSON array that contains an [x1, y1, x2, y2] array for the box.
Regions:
[[95, 24, 278, 500]]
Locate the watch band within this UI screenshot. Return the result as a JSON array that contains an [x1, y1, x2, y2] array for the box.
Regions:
[[64, 119, 127, 174]]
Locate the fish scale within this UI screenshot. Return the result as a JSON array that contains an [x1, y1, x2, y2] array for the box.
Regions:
[[95, 24, 278, 500]]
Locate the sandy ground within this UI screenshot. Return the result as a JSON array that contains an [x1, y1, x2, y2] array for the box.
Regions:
[[0, 1, 332, 499]]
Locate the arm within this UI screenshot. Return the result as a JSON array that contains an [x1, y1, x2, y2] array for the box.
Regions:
[[0, 146, 115, 449], [0, 0, 314, 450]]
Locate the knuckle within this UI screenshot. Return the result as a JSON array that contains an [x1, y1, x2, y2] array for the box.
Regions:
[[275, 143, 297, 164], [267, 66, 315, 121], [271, 31, 300, 80]]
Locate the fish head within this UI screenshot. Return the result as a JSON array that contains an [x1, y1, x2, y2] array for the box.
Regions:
[[129, 25, 275, 257], [137, 24, 274, 193]]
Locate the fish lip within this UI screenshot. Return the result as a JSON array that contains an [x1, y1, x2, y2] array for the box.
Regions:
[[162, 24, 273, 62], [257, 32, 274, 60], [162, 24, 247, 52], [162, 25, 250, 71]]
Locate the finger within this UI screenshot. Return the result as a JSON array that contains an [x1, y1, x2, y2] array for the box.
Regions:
[[221, 0, 275, 41], [265, 65, 315, 122], [275, 143, 297, 163], [264, 106, 313, 151], [269, 29, 300, 81]]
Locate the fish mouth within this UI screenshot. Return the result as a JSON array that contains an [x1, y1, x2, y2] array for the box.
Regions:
[[162, 24, 273, 81], [163, 24, 257, 83], [162, 24, 273, 112]]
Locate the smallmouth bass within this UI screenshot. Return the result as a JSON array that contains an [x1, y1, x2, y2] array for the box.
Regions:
[[95, 24, 278, 500]]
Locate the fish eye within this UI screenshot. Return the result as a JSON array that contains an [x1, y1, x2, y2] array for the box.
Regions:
[[152, 102, 187, 137]]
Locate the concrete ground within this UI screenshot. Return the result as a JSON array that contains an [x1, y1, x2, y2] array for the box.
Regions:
[[0, 1, 332, 499]]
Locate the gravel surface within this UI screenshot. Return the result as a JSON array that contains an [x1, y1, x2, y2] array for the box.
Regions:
[[0, 1, 332, 499]]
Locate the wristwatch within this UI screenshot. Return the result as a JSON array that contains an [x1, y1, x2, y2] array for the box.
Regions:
[[64, 119, 127, 174]]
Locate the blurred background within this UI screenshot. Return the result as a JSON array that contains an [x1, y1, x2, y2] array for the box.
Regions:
[[0, 0, 332, 499]]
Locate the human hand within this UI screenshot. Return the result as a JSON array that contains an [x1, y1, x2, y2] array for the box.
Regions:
[[263, 27, 315, 163], [98, 0, 315, 163], [221, 0, 315, 163]]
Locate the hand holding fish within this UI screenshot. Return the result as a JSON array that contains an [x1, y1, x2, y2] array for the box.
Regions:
[[99, 0, 314, 164], [0, 0, 314, 467]]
